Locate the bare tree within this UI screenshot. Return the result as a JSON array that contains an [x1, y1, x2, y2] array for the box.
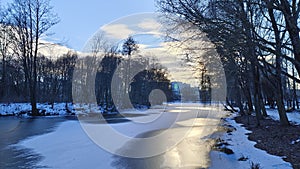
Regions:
[[5, 0, 59, 115], [156, 0, 294, 125], [277, 0, 300, 75], [265, 0, 290, 125]]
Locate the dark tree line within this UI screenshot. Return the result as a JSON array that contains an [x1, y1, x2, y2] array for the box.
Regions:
[[157, 0, 300, 126], [93, 37, 173, 113], [94, 54, 172, 112], [0, 52, 77, 104], [0, 36, 173, 115]]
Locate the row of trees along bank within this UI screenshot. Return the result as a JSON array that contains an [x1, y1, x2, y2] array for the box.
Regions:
[[157, 0, 300, 126]]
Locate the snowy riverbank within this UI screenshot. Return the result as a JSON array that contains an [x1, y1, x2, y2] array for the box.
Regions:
[[0, 103, 108, 116], [267, 108, 300, 125], [208, 108, 300, 169], [0, 103, 73, 116], [209, 113, 293, 169]]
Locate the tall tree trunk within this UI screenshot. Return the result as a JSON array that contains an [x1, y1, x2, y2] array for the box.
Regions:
[[268, 5, 290, 126], [292, 66, 298, 109], [280, 0, 300, 77], [244, 86, 254, 112], [237, 79, 245, 115], [258, 77, 267, 117], [30, 78, 38, 115], [259, 90, 267, 117], [276, 83, 290, 125], [31, 59, 38, 115], [1, 52, 6, 100], [253, 65, 262, 126]]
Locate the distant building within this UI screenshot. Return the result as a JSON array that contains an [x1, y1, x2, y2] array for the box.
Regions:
[[171, 82, 199, 102], [170, 82, 181, 101]]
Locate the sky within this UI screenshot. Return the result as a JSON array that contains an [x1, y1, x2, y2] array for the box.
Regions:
[[1, 0, 157, 51], [49, 0, 157, 51]]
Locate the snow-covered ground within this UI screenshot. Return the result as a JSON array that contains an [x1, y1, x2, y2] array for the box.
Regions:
[[209, 113, 293, 169], [267, 108, 300, 125], [0, 103, 74, 116], [0, 103, 106, 116]]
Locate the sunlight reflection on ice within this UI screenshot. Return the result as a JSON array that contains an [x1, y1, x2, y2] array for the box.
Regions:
[[167, 109, 190, 113], [176, 118, 221, 127]]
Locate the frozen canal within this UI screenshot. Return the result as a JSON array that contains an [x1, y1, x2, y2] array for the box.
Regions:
[[1, 103, 226, 169], [0, 116, 76, 168]]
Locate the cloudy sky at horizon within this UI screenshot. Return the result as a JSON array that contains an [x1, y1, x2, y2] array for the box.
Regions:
[[87, 12, 200, 86], [84, 12, 225, 91]]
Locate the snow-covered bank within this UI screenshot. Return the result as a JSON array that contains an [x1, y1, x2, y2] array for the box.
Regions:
[[267, 108, 300, 125], [0, 103, 75, 116], [209, 114, 293, 169], [0, 103, 108, 116]]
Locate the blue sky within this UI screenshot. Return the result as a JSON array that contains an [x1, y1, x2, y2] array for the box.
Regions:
[[51, 0, 156, 51], [1, 0, 157, 51]]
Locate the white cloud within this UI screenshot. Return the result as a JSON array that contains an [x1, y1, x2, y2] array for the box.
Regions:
[[101, 24, 135, 40], [38, 40, 76, 59], [138, 45, 199, 86], [137, 19, 161, 32], [137, 44, 150, 49]]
